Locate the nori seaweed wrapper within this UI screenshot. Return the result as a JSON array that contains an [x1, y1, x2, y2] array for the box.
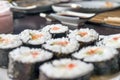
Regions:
[[8, 55, 53, 80], [51, 31, 68, 39], [0, 48, 14, 68], [91, 55, 119, 75], [117, 48, 120, 69], [53, 53, 71, 59], [79, 40, 97, 48], [8, 58, 41, 80], [22, 43, 42, 48]]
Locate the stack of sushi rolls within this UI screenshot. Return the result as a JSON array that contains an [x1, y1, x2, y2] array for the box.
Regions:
[[39, 58, 94, 80], [19, 29, 52, 48], [42, 24, 69, 38], [96, 34, 120, 69], [0, 34, 22, 68], [0, 23, 119, 80], [8, 47, 53, 80], [72, 46, 119, 75], [42, 38, 80, 58], [68, 28, 99, 47]]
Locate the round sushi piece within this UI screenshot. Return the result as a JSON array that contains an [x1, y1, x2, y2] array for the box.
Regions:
[[43, 38, 80, 58], [72, 46, 119, 75], [0, 34, 22, 68], [39, 58, 94, 80], [20, 29, 51, 48], [96, 34, 120, 69], [96, 34, 120, 48], [68, 28, 99, 47], [42, 24, 69, 38], [8, 47, 53, 80]]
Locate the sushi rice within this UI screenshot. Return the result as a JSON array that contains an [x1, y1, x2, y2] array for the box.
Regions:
[[42, 24, 68, 34], [0, 34, 22, 49], [72, 46, 118, 62], [20, 29, 51, 45], [72, 46, 119, 75], [40, 58, 94, 79], [0, 34, 22, 68], [43, 38, 80, 54], [68, 28, 99, 43], [9, 47, 53, 63], [96, 34, 120, 48]]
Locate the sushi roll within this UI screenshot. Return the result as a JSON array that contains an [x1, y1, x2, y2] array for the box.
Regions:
[[42, 24, 69, 38], [72, 46, 119, 75], [39, 58, 94, 80], [96, 34, 120, 48], [8, 47, 53, 80], [20, 29, 51, 48], [68, 28, 99, 47], [96, 34, 120, 69], [0, 34, 22, 68], [43, 38, 80, 58]]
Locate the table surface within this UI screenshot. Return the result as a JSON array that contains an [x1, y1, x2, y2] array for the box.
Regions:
[[13, 14, 120, 35]]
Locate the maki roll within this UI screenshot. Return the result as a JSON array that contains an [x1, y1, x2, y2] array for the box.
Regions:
[[20, 29, 51, 48], [68, 28, 99, 47], [8, 47, 53, 80], [42, 24, 69, 38], [0, 34, 22, 68], [72, 46, 119, 75], [39, 58, 94, 80], [43, 38, 80, 58], [96, 34, 120, 48], [96, 34, 120, 69]]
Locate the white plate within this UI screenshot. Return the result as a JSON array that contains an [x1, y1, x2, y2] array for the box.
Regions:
[[52, 1, 120, 13], [11, 0, 60, 13], [76, 1, 120, 12], [79, 1, 120, 9], [52, 3, 81, 12], [0, 68, 11, 80]]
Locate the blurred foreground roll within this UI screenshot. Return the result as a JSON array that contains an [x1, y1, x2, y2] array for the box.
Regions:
[[8, 47, 53, 80], [0, 34, 22, 68]]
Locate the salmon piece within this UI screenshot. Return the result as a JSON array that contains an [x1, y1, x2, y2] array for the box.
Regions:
[[112, 36, 120, 41], [78, 32, 88, 37], [67, 63, 76, 69], [0, 37, 10, 44], [0, 37, 4, 42], [55, 41, 69, 46], [87, 48, 101, 55], [51, 26, 60, 31], [31, 51, 39, 58], [31, 34, 43, 40]]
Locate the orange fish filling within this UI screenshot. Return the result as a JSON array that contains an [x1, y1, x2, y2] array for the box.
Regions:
[[0, 38, 10, 44], [67, 63, 76, 69], [54, 41, 69, 46], [31, 34, 43, 40], [87, 48, 101, 55], [51, 26, 60, 31], [78, 32, 88, 37], [0, 38, 5, 42], [112, 36, 120, 41], [31, 51, 39, 58]]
